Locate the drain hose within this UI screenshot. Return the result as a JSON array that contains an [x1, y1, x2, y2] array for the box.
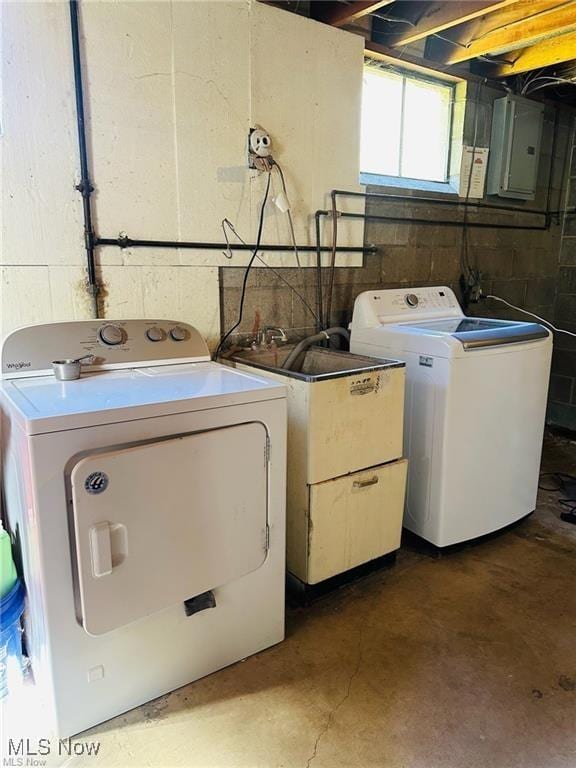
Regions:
[[281, 327, 350, 371]]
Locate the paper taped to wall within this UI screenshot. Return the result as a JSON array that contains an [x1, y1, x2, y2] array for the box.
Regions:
[[459, 146, 489, 199]]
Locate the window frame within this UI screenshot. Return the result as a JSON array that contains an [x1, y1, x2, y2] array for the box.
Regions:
[[360, 59, 456, 187]]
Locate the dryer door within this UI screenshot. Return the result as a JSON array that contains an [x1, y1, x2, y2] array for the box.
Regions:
[[70, 422, 268, 635]]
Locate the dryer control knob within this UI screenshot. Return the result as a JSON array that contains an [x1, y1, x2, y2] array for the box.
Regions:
[[405, 293, 419, 308], [146, 327, 165, 342], [170, 326, 188, 342], [98, 323, 125, 346]]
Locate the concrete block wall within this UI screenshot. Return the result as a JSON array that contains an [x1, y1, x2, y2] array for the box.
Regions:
[[548, 121, 576, 431]]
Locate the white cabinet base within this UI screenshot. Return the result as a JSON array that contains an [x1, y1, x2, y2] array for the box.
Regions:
[[229, 352, 407, 587], [292, 459, 408, 585]]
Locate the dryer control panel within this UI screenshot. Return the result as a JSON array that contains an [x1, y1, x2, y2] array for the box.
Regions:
[[351, 286, 464, 330], [1, 319, 211, 378]]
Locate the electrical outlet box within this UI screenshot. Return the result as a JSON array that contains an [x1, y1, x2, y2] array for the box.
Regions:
[[487, 95, 544, 201], [248, 127, 272, 170]]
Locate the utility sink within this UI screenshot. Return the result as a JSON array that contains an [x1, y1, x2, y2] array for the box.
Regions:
[[224, 345, 402, 381], [224, 342, 405, 483], [224, 343, 407, 587]]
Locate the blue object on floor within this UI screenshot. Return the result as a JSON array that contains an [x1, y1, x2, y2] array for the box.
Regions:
[[0, 579, 25, 699]]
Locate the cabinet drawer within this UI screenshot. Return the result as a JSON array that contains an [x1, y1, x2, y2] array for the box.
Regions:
[[307, 367, 405, 484], [307, 459, 407, 584]]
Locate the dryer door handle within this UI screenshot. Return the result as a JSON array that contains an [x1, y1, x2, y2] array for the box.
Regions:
[[89, 522, 113, 578]]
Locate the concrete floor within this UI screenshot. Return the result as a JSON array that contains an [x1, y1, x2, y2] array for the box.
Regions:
[[72, 436, 576, 766]]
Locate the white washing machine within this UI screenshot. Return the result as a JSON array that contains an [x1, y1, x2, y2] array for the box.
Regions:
[[0, 319, 286, 738], [350, 287, 552, 548]]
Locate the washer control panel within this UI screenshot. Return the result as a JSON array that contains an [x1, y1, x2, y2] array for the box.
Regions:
[[351, 286, 464, 330], [376, 287, 460, 317], [1, 319, 211, 378]]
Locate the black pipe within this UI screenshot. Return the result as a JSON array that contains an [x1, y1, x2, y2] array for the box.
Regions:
[[95, 235, 375, 254], [314, 211, 328, 332], [546, 108, 559, 224], [325, 191, 338, 328], [335, 211, 548, 231], [70, 0, 99, 317], [332, 188, 574, 230], [331, 188, 554, 222]]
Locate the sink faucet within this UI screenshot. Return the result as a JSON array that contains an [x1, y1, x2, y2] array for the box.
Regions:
[[261, 326, 288, 345]]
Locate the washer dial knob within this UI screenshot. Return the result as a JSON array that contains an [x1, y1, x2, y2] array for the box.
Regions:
[[146, 326, 165, 342], [169, 326, 188, 342], [405, 293, 419, 308], [98, 323, 125, 346]]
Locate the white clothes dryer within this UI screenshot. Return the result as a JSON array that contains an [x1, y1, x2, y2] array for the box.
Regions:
[[0, 319, 286, 737]]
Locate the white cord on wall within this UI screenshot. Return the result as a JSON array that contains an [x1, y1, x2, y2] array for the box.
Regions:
[[273, 162, 302, 272], [486, 295, 576, 338]]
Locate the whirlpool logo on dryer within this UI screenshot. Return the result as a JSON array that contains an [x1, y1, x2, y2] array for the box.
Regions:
[[84, 471, 109, 494], [5, 361, 32, 370]]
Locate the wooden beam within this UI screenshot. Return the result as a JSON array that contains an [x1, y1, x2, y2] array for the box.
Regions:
[[311, 0, 394, 27], [483, 29, 576, 75], [444, 0, 569, 46], [442, 0, 576, 64], [365, 40, 466, 82], [390, 0, 521, 47]]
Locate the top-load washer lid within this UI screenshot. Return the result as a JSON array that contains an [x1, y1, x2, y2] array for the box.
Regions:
[[398, 317, 549, 350], [0, 362, 285, 435]]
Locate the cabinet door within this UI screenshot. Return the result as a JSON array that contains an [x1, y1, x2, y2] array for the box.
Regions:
[[70, 422, 268, 635], [508, 99, 543, 196], [307, 460, 407, 584], [307, 368, 405, 484]]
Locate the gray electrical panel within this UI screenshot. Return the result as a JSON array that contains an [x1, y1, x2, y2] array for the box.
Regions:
[[487, 95, 544, 200]]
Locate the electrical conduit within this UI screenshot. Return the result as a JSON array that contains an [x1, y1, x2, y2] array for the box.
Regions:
[[69, 0, 99, 318]]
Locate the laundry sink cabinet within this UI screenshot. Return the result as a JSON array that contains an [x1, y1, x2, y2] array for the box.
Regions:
[[226, 346, 407, 586]]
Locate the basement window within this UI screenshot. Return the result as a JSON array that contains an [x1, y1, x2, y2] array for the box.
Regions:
[[360, 61, 455, 188]]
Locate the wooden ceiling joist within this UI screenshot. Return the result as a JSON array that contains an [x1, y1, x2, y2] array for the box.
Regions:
[[439, 0, 576, 65], [365, 40, 465, 82], [311, 0, 395, 27], [295, 0, 576, 95], [388, 0, 521, 47], [482, 29, 576, 75]]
